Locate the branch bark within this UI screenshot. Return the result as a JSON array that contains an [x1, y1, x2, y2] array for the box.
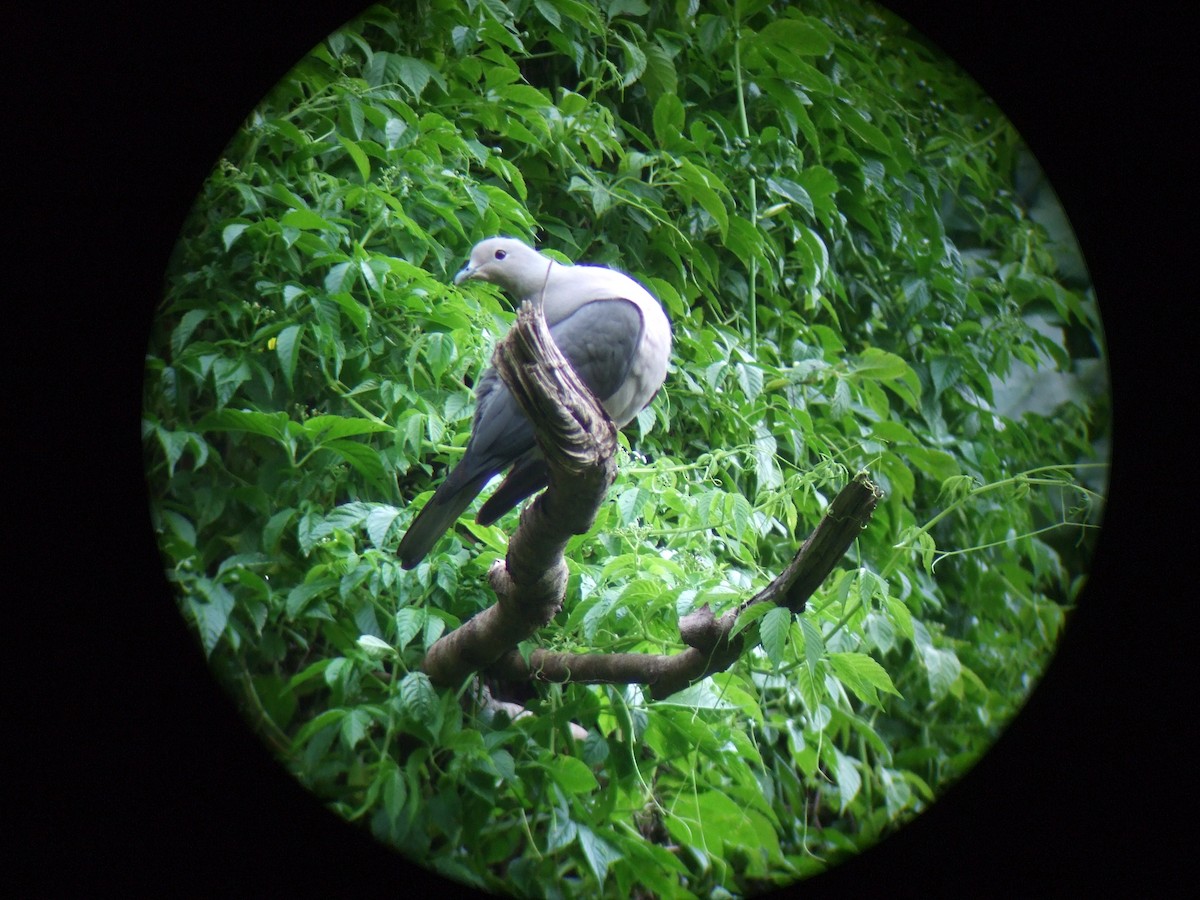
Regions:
[[421, 300, 618, 687]]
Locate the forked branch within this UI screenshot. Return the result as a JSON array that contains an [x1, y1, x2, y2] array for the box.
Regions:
[[420, 300, 882, 697]]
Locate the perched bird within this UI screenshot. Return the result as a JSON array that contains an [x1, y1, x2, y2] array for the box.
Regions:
[[397, 237, 671, 569]]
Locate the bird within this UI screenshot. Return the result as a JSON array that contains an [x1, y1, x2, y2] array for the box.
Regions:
[[396, 237, 671, 569]]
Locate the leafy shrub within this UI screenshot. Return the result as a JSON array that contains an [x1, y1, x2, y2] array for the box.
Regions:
[[143, 0, 1108, 895]]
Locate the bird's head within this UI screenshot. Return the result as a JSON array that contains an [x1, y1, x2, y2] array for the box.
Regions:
[[454, 237, 557, 300]]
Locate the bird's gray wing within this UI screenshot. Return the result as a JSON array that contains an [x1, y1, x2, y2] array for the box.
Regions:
[[397, 297, 644, 566], [549, 297, 644, 401], [474, 297, 644, 524], [395, 369, 532, 568], [476, 452, 549, 526]]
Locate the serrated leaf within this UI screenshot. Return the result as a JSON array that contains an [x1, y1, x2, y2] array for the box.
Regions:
[[365, 505, 401, 548], [766, 177, 815, 218], [884, 596, 914, 641], [615, 486, 649, 525], [324, 261, 356, 294], [578, 825, 620, 885], [423, 614, 445, 647], [760, 606, 792, 665], [303, 414, 391, 443], [199, 408, 290, 441], [829, 651, 902, 708], [736, 362, 764, 400], [840, 107, 893, 154], [190, 578, 234, 657], [383, 765, 406, 823], [356, 634, 393, 657], [730, 601, 773, 639], [920, 643, 962, 701], [397, 671, 436, 722], [655, 680, 738, 710], [799, 616, 824, 677], [340, 708, 371, 749], [677, 159, 729, 238], [291, 707, 345, 749], [394, 607, 424, 651], [831, 746, 862, 811], [285, 577, 336, 617]]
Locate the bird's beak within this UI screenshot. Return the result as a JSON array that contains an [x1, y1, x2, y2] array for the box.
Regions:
[[453, 263, 474, 285]]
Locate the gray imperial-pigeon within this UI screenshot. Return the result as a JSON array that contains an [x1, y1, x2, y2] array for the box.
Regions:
[[397, 237, 671, 569]]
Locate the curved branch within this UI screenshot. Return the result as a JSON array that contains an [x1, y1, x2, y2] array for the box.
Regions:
[[486, 473, 883, 699], [421, 300, 618, 687], [419, 300, 883, 699]]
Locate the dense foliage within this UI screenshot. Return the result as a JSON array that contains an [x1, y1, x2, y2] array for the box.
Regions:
[[143, 0, 1108, 894]]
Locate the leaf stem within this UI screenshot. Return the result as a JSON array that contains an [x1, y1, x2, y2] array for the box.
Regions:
[[733, 7, 759, 356]]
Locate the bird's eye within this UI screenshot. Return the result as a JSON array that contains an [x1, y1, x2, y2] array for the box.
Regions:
[[494, 249, 507, 260]]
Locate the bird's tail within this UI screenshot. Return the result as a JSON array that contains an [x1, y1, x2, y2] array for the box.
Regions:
[[397, 466, 491, 569]]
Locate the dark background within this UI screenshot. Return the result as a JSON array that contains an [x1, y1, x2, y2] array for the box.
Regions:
[[8, 1, 1185, 894]]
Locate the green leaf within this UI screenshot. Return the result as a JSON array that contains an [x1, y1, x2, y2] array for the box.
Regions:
[[340, 708, 371, 749], [303, 414, 391, 443], [275, 323, 303, 390], [736, 362, 764, 400], [920, 642, 962, 701], [285, 577, 336, 617], [577, 825, 620, 885], [828, 651, 902, 708], [189, 578, 234, 657], [496, 83, 550, 108], [884, 596, 915, 641], [365, 505, 401, 548], [324, 439, 386, 484], [548, 756, 599, 794], [760, 606, 792, 665], [171, 309, 208, 356], [199, 408, 290, 441], [653, 92, 685, 148], [753, 17, 834, 57], [394, 607, 425, 651], [799, 616, 824, 677], [615, 486, 649, 525], [356, 634, 393, 657], [730, 601, 772, 639], [676, 159, 729, 238], [766, 176, 815, 219], [830, 746, 862, 811], [222, 223, 250, 251], [338, 135, 370, 182], [280, 208, 336, 231], [656, 680, 739, 710], [397, 671, 437, 723], [839, 107, 893, 155], [423, 332, 457, 381], [615, 34, 647, 88]]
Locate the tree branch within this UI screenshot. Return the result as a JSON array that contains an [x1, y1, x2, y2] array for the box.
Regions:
[[421, 300, 618, 687], [486, 472, 883, 699], [419, 299, 884, 700]]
